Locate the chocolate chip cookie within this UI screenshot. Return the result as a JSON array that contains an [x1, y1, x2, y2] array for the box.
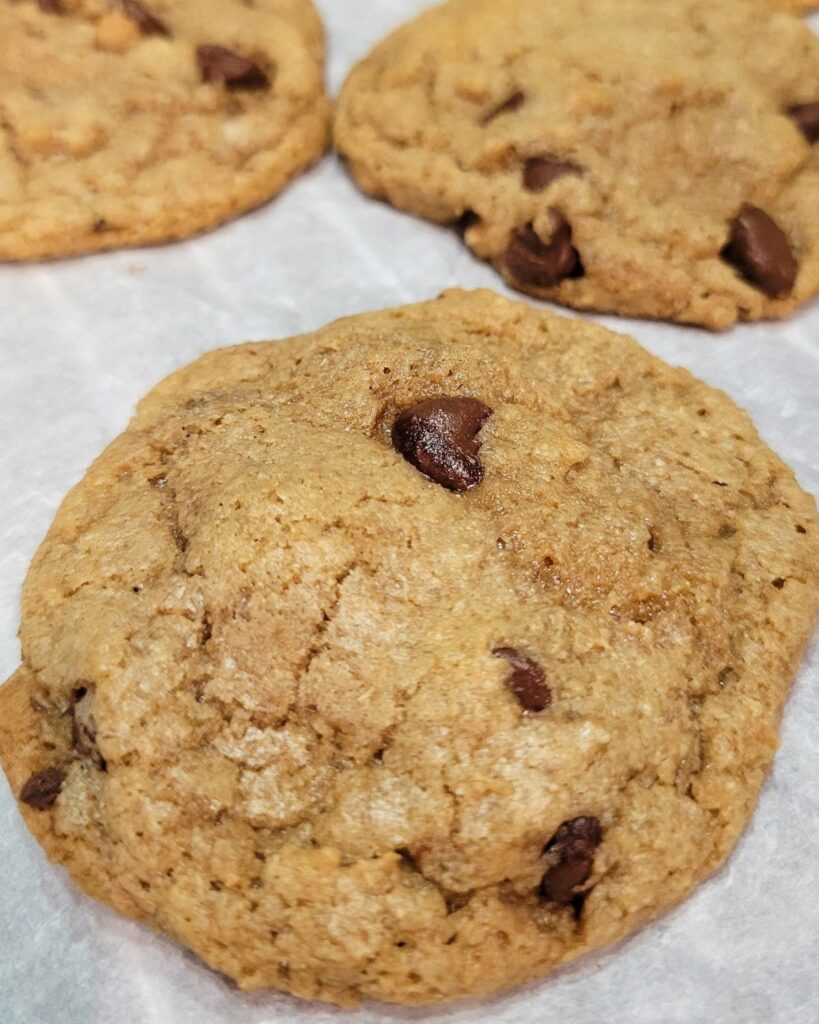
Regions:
[[335, 0, 819, 329], [1, 290, 817, 1005], [0, 0, 329, 260]]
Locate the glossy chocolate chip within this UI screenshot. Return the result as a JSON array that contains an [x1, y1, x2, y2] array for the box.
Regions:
[[481, 90, 525, 125], [506, 212, 582, 288], [522, 156, 581, 193], [121, 0, 169, 35], [392, 397, 493, 492], [493, 647, 551, 712], [72, 689, 106, 771], [788, 103, 819, 144], [540, 816, 602, 904], [196, 45, 270, 90], [20, 766, 65, 810], [722, 204, 796, 298]]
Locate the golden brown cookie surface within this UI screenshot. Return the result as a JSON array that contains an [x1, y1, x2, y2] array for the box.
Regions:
[[0, 0, 329, 260], [1, 290, 817, 1005], [776, 0, 816, 13], [335, 0, 819, 329]]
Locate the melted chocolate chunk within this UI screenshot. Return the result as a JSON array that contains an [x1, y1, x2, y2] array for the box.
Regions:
[[506, 212, 582, 288], [722, 204, 797, 298], [493, 647, 551, 712], [788, 103, 819, 144], [392, 397, 493, 492], [196, 45, 270, 90], [540, 816, 602, 904], [121, 0, 169, 35], [522, 156, 581, 193], [20, 766, 65, 810]]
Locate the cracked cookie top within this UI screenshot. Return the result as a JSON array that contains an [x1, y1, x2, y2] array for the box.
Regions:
[[0, 0, 328, 260], [1, 290, 817, 1005], [334, 0, 819, 329]]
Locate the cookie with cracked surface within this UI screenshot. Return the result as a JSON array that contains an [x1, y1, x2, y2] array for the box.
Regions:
[[0, 0, 329, 260], [335, 0, 819, 329], [1, 289, 817, 1006]]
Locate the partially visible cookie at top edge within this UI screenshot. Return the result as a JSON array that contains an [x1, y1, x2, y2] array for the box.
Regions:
[[0, 0, 329, 261], [334, 0, 819, 329]]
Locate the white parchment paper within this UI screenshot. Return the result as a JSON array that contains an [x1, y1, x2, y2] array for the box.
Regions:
[[1, 4, 817, 1022]]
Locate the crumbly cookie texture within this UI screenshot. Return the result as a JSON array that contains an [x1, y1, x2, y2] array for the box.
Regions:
[[1, 290, 817, 1006], [777, 0, 816, 12], [0, 0, 329, 260], [335, 0, 819, 329]]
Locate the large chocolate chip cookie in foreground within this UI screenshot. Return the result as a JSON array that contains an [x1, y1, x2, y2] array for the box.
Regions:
[[1, 290, 817, 1005]]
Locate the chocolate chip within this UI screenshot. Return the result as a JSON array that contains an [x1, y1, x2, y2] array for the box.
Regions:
[[445, 891, 471, 914], [539, 816, 602, 904], [196, 45, 270, 90], [570, 892, 588, 919], [522, 156, 581, 193], [20, 766, 65, 810], [72, 689, 106, 771], [121, 0, 169, 35], [455, 209, 480, 237], [493, 647, 551, 713], [722, 204, 797, 298], [392, 397, 493, 492], [481, 90, 525, 125], [35, 0, 63, 12], [788, 103, 819, 144], [506, 212, 583, 288]]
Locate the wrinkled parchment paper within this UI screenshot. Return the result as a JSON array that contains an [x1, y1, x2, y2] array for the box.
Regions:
[[1, 4, 817, 1022]]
